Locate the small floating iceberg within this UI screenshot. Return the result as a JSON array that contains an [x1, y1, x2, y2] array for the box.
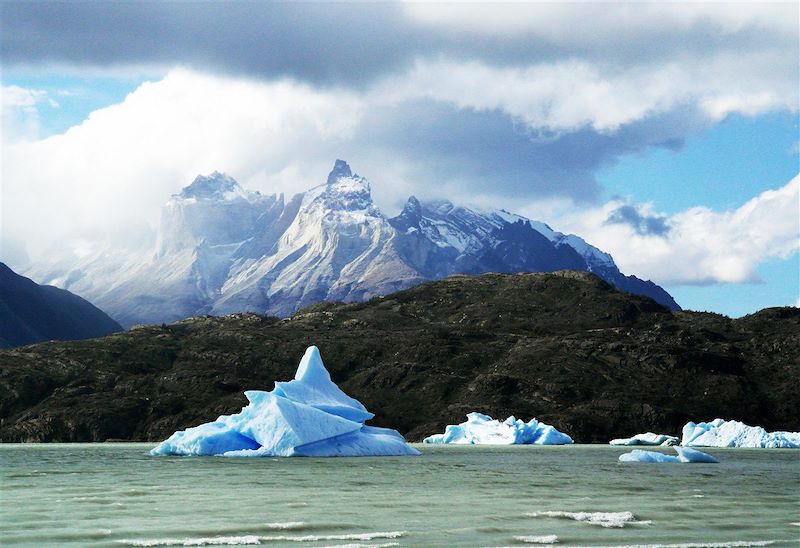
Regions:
[[423, 412, 573, 445], [619, 446, 719, 463], [609, 432, 679, 446], [150, 346, 420, 457], [681, 418, 800, 448]]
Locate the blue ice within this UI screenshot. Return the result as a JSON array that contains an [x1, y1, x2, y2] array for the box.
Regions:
[[681, 418, 800, 448], [423, 412, 573, 445], [619, 446, 719, 463], [150, 346, 420, 457], [609, 432, 679, 446]]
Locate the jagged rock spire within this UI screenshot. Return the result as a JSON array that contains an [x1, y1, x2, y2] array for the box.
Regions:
[[327, 159, 353, 185]]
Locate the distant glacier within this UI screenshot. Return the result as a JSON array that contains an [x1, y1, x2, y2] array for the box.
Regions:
[[25, 160, 679, 327]]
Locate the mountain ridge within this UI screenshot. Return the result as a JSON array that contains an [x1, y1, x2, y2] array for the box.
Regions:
[[24, 160, 679, 327]]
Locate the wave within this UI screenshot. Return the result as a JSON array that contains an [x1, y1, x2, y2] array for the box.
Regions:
[[311, 544, 399, 548], [513, 535, 559, 544], [118, 531, 405, 546], [608, 541, 793, 548], [119, 537, 261, 546], [264, 522, 306, 530], [527, 510, 650, 528], [259, 531, 405, 542]]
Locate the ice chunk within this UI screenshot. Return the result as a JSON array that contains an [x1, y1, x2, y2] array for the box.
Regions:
[[681, 418, 800, 448], [150, 346, 420, 457], [619, 449, 681, 463], [610, 432, 679, 446], [618, 446, 719, 463], [674, 446, 720, 463], [423, 412, 573, 445]]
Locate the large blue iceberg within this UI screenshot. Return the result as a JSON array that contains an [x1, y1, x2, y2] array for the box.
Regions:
[[619, 446, 719, 463], [151, 346, 420, 457], [423, 412, 573, 445], [681, 418, 800, 448]]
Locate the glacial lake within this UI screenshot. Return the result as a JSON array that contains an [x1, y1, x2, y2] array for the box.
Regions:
[[1, 444, 798, 547]]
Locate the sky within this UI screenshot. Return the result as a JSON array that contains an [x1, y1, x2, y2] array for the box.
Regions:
[[1, 1, 798, 317]]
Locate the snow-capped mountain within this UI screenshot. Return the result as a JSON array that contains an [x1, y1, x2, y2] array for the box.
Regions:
[[25, 160, 679, 327]]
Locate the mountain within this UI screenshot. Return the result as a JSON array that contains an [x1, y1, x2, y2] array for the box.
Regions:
[[24, 160, 679, 327], [0, 271, 796, 443], [0, 262, 122, 348]]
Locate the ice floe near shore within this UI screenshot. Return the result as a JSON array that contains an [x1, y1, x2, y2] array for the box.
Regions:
[[422, 412, 572, 445], [618, 446, 719, 463], [610, 432, 679, 446], [150, 346, 420, 457], [681, 419, 800, 448]]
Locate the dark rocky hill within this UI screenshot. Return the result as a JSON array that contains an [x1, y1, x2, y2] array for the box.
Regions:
[[0, 262, 122, 348], [0, 271, 796, 443]]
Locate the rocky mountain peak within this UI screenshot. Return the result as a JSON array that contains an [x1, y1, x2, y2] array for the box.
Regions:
[[179, 172, 236, 198], [319, 159, 373, 211], [405, 195, 422, 213], [326, 159, 353, 184]]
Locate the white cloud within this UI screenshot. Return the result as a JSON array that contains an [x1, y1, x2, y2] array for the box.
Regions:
[[376, 52, 797, 132], [2, 70, 364, 258], [392, 3, 799, 132], [1, 85, 50, 142], [541, 176, 800, 286]]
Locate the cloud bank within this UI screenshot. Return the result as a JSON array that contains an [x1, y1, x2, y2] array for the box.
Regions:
[[2, 2, 798, 293], [549, 177, 800, 286]]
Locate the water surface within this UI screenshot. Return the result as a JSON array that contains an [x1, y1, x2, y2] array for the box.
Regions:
[[1, 444, 798, 546]]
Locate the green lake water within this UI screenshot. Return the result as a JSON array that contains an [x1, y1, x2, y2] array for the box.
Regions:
[[1, 444, 798, 547]]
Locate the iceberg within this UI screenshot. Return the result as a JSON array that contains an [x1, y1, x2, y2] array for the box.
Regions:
[[619, 446, 719, 463], [681, 418, 800, 448], [422, 412, 573, 445], [609, 432, 679, 446], [150, 346, 420, 457]]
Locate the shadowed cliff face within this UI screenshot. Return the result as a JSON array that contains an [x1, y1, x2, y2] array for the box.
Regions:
[[0, 271, 796, 443]]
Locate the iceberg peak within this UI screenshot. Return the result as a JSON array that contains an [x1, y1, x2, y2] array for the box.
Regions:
[[294, 345, 330, 383]]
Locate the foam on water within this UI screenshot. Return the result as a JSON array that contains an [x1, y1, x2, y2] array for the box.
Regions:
[[259, 531, 405, 542], [119, 531, 404, 546], [119, 537, 261, 546], [514, 534, 559, 544], [314, 544, 399, 548], [608, 541, 789, 548], [264, 522, 305, 530], [527, 510, 651, 528]]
